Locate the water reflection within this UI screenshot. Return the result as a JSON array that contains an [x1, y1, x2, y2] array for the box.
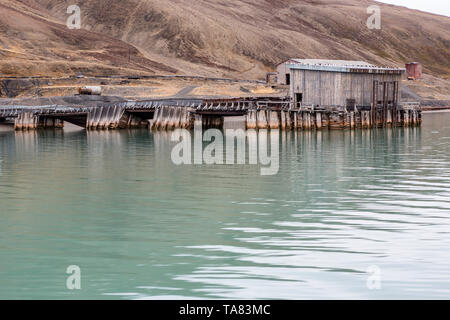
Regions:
[[0, 113, 449, 299]]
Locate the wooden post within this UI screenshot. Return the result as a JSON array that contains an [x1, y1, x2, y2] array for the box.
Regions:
[[246, 110, 257, 129], [194, 114, 203, 129], [393, 81, 399, 126], [350, 112, 355, 129], [167, 107, 175, 130], [285, 111, 292, 130], [372, 80, 378, 125], [298, 112, 303, 130], [161, 106, 170, 130], [387, 108, 392, 126], [306, 112, 311, 130], [173, 107, 181, 128], [293, 112, 298, 129], [362, 111, 369, 128], [257, 110, 268, 129], [382, 82, 387, 126], [281, 111, 287, 130], [316, 112, 322, 129], [302, 112, 308, 130], [268, 111, 280, 129]]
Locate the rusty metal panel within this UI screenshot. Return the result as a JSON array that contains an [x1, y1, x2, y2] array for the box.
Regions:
[[405, 62, 422, 79]]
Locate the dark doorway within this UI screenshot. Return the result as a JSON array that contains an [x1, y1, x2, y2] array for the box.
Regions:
[[296, 93, 303, 107], [346, 98, 356, 112], [285, 73, 290, 85]]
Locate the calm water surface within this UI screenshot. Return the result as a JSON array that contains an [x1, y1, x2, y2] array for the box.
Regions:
[[1, 112, 450, 299]]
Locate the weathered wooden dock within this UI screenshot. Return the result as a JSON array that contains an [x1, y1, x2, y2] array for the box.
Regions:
[[0, 97, 421, 131]]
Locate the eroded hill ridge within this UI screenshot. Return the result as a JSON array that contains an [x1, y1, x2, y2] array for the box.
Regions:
[[0, 0, 449, 102]]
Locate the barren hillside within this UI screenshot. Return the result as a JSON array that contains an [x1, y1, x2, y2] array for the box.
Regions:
[[0, 0, 449, 90], [0, 0, 177, 76]]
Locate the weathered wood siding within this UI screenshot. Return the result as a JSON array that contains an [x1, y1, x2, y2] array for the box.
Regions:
[[291, 69, 402, 106], [277, 63, 289, 85]]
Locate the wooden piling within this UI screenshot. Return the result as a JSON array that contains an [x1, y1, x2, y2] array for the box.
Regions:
[[246, 110, 257, 129], [285, 111, 292, 130], [387, 109, 392, 126], [173, 107, 181, 129], [293, 112, 298, 129], [15, 112, 38, 131], [161, 106, 169, 130], [361, 111, 369, 129], [180, 108, 191, 129], [257, 110, 268, 129], [165, 108, 173, 130], [303, 112, 311, 130], [296, 112, 302, 130], [404, 110, 410, 127], [350, 112, 355, 129], [268, 111, 280, 129], [194, 114, 203, 128], [316, 112, 322, 129], [411, 110, 417, 126], [280, 111, 286, 130]]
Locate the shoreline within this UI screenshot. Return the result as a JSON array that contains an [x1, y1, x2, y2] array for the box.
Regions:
[[422, 108, 450, 113]]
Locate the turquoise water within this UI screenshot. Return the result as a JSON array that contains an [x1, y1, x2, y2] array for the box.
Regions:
[[0, 112, 450, 299]]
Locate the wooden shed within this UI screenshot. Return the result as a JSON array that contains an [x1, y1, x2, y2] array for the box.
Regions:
[[276, 59, 303, 85], [287, 59, 405, 109]]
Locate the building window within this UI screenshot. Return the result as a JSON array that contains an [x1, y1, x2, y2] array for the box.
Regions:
[[285, 73, 290, 85]]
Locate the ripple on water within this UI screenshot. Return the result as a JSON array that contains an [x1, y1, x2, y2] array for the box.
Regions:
[[1, 115, 450, 299]]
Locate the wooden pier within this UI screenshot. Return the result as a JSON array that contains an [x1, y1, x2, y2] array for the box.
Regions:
[[0, 97, 421, 131]]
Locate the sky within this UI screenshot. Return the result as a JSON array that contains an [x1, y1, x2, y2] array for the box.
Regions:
[[376, 0, 450, 17]]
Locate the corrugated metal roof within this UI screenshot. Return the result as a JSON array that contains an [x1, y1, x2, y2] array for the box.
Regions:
[[289, 59, 376, 68], [286, 59, 405, 74]]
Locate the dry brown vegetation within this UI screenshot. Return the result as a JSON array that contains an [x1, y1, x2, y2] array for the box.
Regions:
[[0, 0, 449, 101], [0, 0, 176, 76]]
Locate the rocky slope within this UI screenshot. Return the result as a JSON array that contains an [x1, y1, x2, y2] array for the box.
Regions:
[[0, 0, 449, 101], [0, 0, 176, 77]]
